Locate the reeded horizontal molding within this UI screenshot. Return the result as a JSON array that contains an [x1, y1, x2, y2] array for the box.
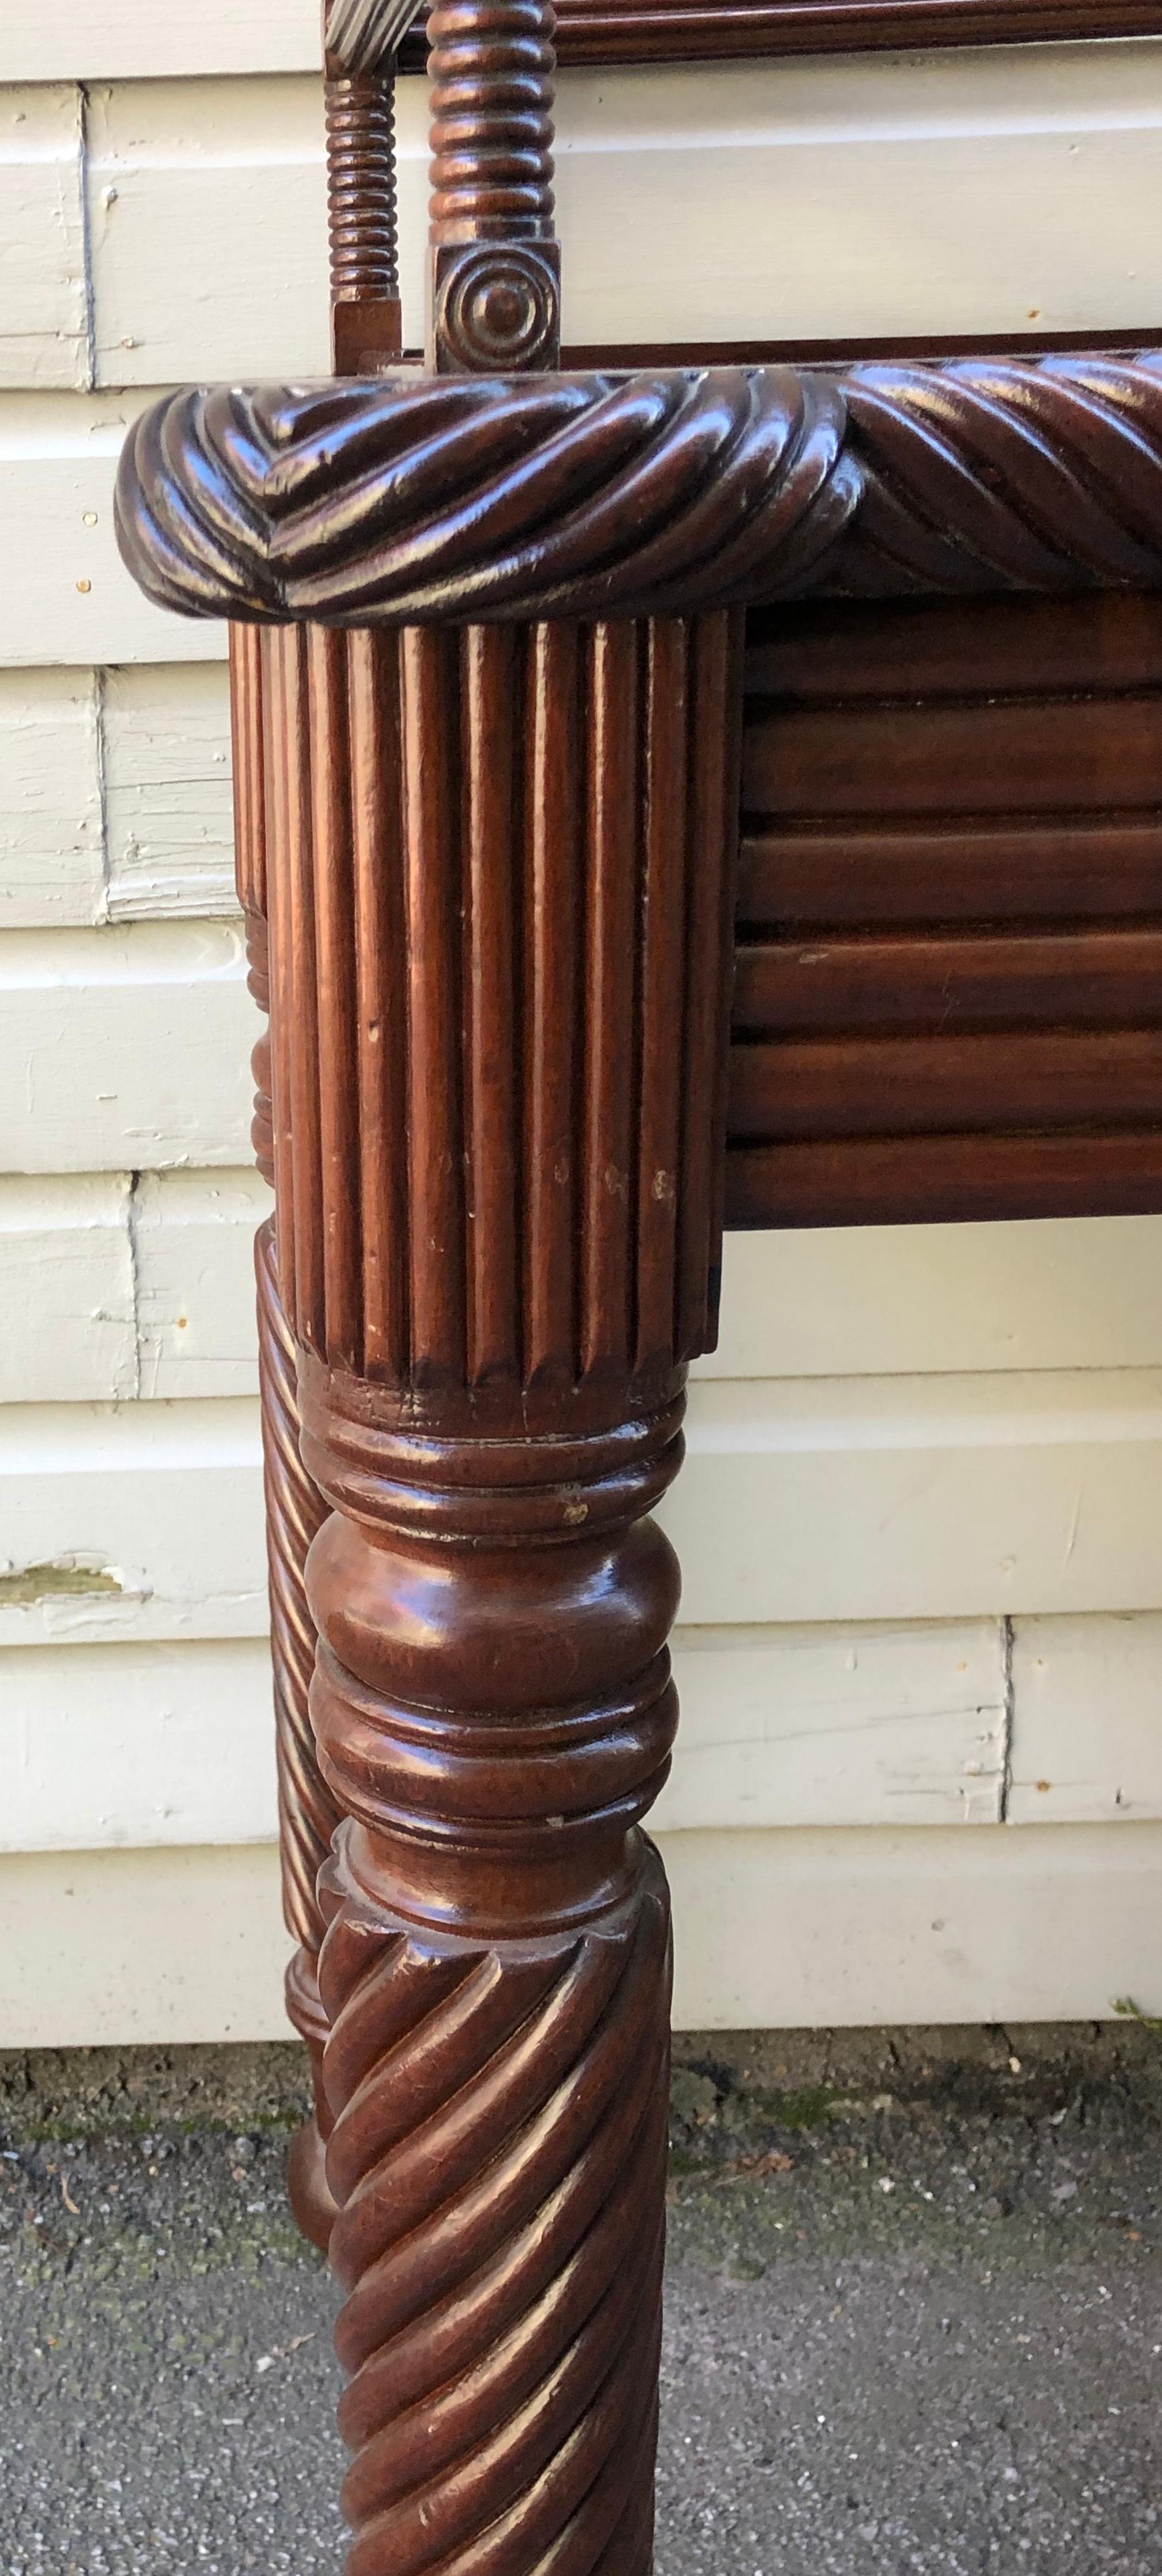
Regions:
[[116, 354, 1162, 625]]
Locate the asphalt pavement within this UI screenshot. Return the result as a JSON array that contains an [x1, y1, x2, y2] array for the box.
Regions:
[[2, 2025, 1159, 2574]]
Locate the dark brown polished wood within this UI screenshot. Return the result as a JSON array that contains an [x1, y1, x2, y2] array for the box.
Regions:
[[730, 590, 1162, 1227], [396, 0, 1162, 70], [116, 0, 1162, 2557]]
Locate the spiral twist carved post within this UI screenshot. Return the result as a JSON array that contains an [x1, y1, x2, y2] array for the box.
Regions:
[[229, 624, 341, 2251], [427, 0, 561, 370]]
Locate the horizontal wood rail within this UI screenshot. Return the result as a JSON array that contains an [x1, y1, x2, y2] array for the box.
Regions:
[[396, 0, 1162, 69]]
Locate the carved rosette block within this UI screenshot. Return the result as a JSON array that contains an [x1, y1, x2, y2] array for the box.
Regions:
[[229, 626, 341, 2250], [249, 606, 742, 2571]]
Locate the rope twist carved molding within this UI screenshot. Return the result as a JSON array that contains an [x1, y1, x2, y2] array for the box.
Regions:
[[116, 354, 1162, 625], [115, 365, 855, 622]]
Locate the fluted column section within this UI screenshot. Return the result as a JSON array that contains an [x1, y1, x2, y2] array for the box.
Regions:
[[229, 624, 341, 2250], [257, 604, 742, 2573], [427, 0, 561, 370]]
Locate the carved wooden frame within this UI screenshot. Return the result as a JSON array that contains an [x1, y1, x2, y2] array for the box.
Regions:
[[114, 0, 1162, 2563]]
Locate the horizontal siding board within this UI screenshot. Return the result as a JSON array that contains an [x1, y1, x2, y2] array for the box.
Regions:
[[5, 1192, 1162, 1405], [0, 1636, 277, 1850], [104, 662, 237, 919], [0, 1174, 136, 1402], [1009, 1611, 1162, 1822], [660, 1619, 1007, 1829], [0, 394, 226, 666], [666, 1369, 1162, 1622], [1, 5, 322, 81], [0, 1396, 266, 1646], [728, 1030, 1162, 1139], [5, 1823, 1162, 2043], [735, 821, 1162, 932], [0, 1844, 293, 2045], [732, 929, 1162, 1037], [0, 1618, 1006, 1853], [3, 1371, 1161, 1647], [666, 1819, 1162, 2029], [134, 1167, 269, 1398], [708, 1216, 1162, 1377], [0, 920, 252, 1172], [0, 666, 104, 926], [0, 85, 88, 389]]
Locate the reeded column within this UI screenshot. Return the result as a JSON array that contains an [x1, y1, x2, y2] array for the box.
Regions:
[[258, 607, 742, 2571], [229, 624, 341, 2250]]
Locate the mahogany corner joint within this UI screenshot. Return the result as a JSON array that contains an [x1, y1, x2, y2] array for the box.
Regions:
[[114, 0, 1162, 2564]]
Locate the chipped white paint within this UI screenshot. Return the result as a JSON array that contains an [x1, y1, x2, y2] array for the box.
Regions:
[[0, 1396, 266, 1647], [0, 86, 88, 388], [0, 920, 252, 1172], [104, 663, 237, 919]]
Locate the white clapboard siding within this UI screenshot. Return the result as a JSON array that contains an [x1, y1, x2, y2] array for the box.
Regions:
[[0, 1638, 277, 1850], [657, 1620, 1008, 1830], [6, 1186, 1162, 1409], [1008, 1612, 1162, 1825], [0, 1174, 136, 1403], [0, 1397, 265, 1646], [664, 1819, 1162, 2029], [710, 1220, 1162, 1380], [668, 1370, 1162, 1624], [0, 920, 251, 1172], [0, 1618, 1008, 1853], [0, 666, 103, 925], [104, 662, 237, 918], [5, 1820, 1162, 2043], [0, 85, 87, 388], [68, 47, 1162, 383], [0, 1845, 292, 2045], [6, 1374, 1162, 1650], [1, 662, 237, 924], [0, 392, 225, 667], [134, 1167, 270, 1398], [1, 1, 322, 82], [0, 1168, 269, 1404]]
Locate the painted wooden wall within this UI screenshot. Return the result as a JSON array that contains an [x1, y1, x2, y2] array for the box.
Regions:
[[3, 14, 1162, 2041]]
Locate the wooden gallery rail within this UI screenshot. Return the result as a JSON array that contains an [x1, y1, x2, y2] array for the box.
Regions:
[[114, 0, 1162, 2564]]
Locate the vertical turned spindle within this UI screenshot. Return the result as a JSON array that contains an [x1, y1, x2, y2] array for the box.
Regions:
[[324, 0, 423, 370], [426, 0, 561, 370]]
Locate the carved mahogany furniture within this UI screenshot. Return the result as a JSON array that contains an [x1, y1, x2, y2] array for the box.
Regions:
[[115, 0, 1162, 2563]]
